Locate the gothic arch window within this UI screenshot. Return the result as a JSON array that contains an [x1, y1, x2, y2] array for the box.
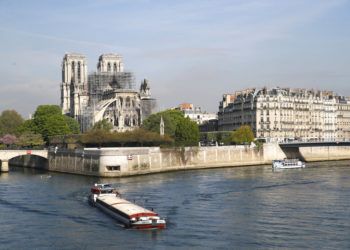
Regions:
[[133, 115, 138, 126], [77, 62, 81, 82], [126, 97, 131, 107], [125, 115, 130, 126], [113, 63, 117, 72], [71, 61, 75, 79], [115, 117, 119, 127], [119, 97, 123, 108], [107, 62, 111, 72]]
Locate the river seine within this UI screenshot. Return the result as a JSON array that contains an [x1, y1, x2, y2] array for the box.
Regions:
[[1, 161, 350, 249]]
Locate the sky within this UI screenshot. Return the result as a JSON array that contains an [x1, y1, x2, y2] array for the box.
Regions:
[[0, 0, 350, 117]]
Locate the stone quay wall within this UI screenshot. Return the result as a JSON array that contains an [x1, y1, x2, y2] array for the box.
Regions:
[[46, 143, 286, 177], [8, 144, 350, 177], [299, 146, 350, 162], [48, 150, 100, 176]]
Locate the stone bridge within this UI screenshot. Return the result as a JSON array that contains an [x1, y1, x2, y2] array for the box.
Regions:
[[279, 140, 350, 148], [279, 141, 350, 161], [0, 150, 48, 172]]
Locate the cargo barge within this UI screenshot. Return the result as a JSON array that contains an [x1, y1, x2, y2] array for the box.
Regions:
[[89, 184, 166, 229]]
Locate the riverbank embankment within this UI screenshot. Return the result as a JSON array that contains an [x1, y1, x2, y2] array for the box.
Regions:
[[47, 143, 284, 177], [9, 143, 350, 177]]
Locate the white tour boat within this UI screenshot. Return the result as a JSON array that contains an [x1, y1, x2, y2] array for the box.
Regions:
[[272, 159, 306, 169], [89, 183, 166, 229]]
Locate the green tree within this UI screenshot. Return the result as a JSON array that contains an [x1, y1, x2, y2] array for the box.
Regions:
[[16, 119, 36, 135], [42, 114, 71, 140], [92, 119, 113, 131], [142, 109, 184, 138], [65, 116, 80, 134], [0, 110, 24, 136], [17, 105, 80, 143], [34, 105, 62, 118], [175, 117, 199, 146], [230, 125, 255, 144], [33, 105, 62, 135], [17, 132, 44, 148], [143, 109, 199, 146]]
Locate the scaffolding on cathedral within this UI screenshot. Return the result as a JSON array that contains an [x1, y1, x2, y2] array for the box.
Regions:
[[78, 71, 137, 132], [88, 71, 136, 102]]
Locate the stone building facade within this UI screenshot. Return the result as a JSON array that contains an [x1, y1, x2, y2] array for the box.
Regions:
[[60, 53, 156, 132], [218, 87, 350, 142], [177, 103, 217, 125]]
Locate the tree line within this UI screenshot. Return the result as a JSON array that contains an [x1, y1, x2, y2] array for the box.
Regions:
[[0, 105, 255, 149], [0, 105, 79, 149]]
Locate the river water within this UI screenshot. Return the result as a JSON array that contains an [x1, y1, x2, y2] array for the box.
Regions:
[[1, 162, 350, 249]]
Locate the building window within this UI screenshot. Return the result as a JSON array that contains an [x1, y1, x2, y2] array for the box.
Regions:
[[125, 115, 130, 126], [113, 63, 117, 72], [126, 97, 131, 107], [71, 61, 75, 78], [106, 165, 120, 171], [77, 62, 81, 82], [115, 117, 119, 126], [107, 62, 111, 72], [133, 115, 138, 126]]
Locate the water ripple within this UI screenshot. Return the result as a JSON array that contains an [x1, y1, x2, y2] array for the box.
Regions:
[[1, 163, 350, 249]]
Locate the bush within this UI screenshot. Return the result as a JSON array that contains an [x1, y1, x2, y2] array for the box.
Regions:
[[81, 128, 173, 147], [230, 125, 255, 144]]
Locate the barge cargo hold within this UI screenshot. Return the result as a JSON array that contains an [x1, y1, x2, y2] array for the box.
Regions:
[[89, 184, 166, 229]]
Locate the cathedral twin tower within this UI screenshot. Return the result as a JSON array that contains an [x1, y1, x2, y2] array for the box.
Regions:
[[60, 53, 156, 132]]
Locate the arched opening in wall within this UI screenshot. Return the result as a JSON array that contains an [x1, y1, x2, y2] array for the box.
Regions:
[[132, 99, 135, 107], [77, 62, 81, 82], [126, 97, 131, 108], [8, 155, 49, 171], [71, 61, 75, 79], [115, 117, 119, 127], [125, 115, 130, 126], [133, 115, 138, 126], [119, 97, 123, 108], [113, 63, 117, 72], [62, 68, 65, 82], [107, 62, 111, 72], [102, 101, 116, 127], [70, 84, 75, 111]]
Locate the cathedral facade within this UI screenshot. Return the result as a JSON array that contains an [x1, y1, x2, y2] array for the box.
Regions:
[[60, 53, 156, 132]]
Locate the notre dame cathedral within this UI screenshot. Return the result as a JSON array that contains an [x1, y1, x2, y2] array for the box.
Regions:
[[60, 53, 157, 132]]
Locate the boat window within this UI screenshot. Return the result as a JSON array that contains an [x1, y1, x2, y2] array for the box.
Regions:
[[107, 165, 120, 171], [101, 189, 111, 194]]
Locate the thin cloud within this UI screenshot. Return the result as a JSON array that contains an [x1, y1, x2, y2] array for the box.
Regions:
[[0, 27, 134, 52]]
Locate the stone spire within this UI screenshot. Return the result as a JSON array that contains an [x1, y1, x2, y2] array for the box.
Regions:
[[160, 116, 164, 136]]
